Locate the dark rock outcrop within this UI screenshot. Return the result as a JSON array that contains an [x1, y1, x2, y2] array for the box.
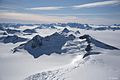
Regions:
[[13, 32, 76, 58], [0, 35, 28, 44]]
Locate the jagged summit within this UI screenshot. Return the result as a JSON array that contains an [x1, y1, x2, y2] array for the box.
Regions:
[[79, 34, 119, 50], [0, 31, 8, 35], [0, 35, 27, 44], [62, 28, 70, 33], [13, 32, 76, 58], [32, 35, 43, 41], [79, 34, 120, 58], [5, 29, 21, 34], [25, 35, 43, 49], [13, 31, 119, 59], [23, 29, 37, 33], [75, 30, 80, 34], [50, 32, 61, 37], [3, 32, 8, 35], [68, 34, 76, 40]]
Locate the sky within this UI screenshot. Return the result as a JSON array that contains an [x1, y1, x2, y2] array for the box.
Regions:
[[0, 0, 120, 24]]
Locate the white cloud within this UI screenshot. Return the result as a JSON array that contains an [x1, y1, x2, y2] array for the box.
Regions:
[[0, 12, 77, 23], [26, 6, 64, 10], [0, 12, 120, 24], [25, 0, 120, 11], [73, 0, 120, 8]]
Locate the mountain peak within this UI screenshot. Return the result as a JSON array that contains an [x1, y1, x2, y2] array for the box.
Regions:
[[26, 35, 43, 49], [62, 28, 70, 33], [0, 35, 27, 44], [79, 34, 119, 50], [23, 29, 36, 33]]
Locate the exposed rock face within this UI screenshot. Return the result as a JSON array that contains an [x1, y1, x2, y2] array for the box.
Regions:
[[3, 32, 8, 35], [13, 33, 119, 59], [5, 29, 21, 34], [13, 32, 76, 58], [0, 35, 28, 44], [25, 35, 43, 49], [75, 30, 80, 34], [85, 44, 92, 52], [23, 29, 37, 33], [79, 34, 119, 58], [0, 31, 8, 35], [62, 28, 70, 33], [68, 34, 76, 40], [79, 34, 119, 50]]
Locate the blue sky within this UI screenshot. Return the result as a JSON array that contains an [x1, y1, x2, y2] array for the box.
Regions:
[[0, 0, 120, 24]]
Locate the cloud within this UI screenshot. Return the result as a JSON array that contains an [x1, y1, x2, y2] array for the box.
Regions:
[[0, 12, 77, 23], [73, 0, 120, 8], [26, 6, 64, 10], [25, 0, 120, 11], [0, 12, 119, 24]]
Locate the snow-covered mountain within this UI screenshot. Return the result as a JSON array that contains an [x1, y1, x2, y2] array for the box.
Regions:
[[13, 28, 76, 58], [79, 34, 119, 58], [0, 31, 8, 35], [0, 35, 28, 44], [23, 30, 120, 80], [5, 28, 21, 34], [23, 29, 37, 34], [24, 33, 120, 80], [13, 27, 119, 59], [0, 23, 120, 31], [61, 28, 70, 33], [79, 34, 119, 50], [0, 23, 120, 80]]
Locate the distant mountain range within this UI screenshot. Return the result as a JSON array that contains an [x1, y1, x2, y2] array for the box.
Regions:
[[0, 23, 120, 31], [0, 35, 28, 44]]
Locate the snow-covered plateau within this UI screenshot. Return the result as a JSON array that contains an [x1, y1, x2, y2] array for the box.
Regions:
[[0, 23, 120, 80]]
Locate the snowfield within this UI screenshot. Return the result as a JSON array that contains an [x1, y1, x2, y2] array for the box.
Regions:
[[0, 25, 120, 80]]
